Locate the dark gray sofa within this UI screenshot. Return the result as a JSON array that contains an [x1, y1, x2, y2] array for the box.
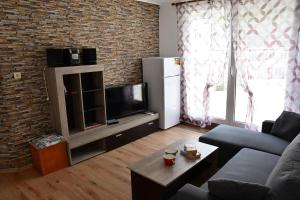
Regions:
[[176, 121, 300, 200], [199, 122, 289, 167]]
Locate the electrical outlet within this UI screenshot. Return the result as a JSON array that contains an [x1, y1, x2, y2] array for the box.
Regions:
[[13, 72, 22, 80]]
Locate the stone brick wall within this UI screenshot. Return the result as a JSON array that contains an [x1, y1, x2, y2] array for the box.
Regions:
[[0, 0, 159, 170]]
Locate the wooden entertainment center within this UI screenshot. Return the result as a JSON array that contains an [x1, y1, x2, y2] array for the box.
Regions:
[[46, 65, 159, 165]]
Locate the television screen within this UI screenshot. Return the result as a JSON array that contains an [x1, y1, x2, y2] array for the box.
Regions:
[[105, 83, 148, 120]]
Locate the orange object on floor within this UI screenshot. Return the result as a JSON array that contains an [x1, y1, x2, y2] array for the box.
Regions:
[[29, 141, 69, 175]]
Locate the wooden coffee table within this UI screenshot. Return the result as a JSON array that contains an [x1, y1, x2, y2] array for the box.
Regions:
[[129, 139, 218, 200]]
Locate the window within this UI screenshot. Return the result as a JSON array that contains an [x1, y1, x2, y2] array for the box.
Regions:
[[177, 0, 300, 129]]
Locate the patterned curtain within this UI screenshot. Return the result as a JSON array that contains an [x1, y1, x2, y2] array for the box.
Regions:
[[285, 2, 300, 113], [232, 0, 300, 129], [178, 0, 300, 129], [177, 0, 231, 127]]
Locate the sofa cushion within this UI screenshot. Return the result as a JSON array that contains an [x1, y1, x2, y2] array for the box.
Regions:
[[266, 133, 300, 200], [208, 179, 270, 200], [199, 125, 289, 157], [177, 184, 217, 200], [262, 120, 275, 134], [270, 111, 300, 142], [201, 148, 280, 191]]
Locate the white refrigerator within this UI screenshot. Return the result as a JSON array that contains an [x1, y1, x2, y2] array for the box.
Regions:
[[142, 57, 181, 129]]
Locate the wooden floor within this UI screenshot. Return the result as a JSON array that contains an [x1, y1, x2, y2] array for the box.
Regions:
[[0, 124, 207, 200]]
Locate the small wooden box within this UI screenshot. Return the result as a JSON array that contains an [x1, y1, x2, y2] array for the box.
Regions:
[[29, 141, 69, 175]]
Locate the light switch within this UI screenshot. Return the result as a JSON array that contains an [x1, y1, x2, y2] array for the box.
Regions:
[[13, 72, 22, 80]]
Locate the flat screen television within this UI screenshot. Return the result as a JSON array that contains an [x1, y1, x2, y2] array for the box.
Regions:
[[105, 83, 148, 120]]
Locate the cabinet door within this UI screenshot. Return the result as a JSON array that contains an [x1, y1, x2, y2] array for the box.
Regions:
[[163, 76, 181, 129]]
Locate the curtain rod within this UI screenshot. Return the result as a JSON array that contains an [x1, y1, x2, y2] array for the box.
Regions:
[[172, 0, 206, 6]]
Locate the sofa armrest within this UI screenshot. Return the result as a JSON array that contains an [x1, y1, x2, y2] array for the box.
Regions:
[[176, 184, 218, 200], [261, 120, 275, 134]]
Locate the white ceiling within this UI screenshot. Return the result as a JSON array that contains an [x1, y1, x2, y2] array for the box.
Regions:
[[137, 0, 183, 5]]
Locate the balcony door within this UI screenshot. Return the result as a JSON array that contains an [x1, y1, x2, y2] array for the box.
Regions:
[[177, 0, 299, 130]]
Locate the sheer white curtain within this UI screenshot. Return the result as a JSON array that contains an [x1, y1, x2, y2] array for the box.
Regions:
[[285, 2, 300, 114], [232, 0, 300, 130], [177, 0, 300, 129], [177, 0, 231, 127]]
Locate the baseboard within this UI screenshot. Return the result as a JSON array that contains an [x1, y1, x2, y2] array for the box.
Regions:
[[0, 164, 32, 173], [181, 121, 218, 130]]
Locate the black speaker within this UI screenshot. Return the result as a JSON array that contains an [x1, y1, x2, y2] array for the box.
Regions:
[[64, 48, 81, 66], [46, 49, 65, 67], [82, 48, 97, 65]]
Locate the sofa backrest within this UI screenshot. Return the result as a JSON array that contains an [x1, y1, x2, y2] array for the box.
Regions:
[[266, 133, 300, 200]]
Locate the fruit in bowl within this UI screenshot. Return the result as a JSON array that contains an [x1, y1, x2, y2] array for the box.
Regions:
[[165, 148, 178, 156]]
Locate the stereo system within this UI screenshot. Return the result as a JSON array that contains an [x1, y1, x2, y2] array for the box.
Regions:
[[64, 48, 80, 66], [46, 49, 65, 67], [82, 48, 97, 65], [46, 48, 97, 67]]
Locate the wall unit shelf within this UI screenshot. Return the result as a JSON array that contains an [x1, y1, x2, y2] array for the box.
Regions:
[[70, 139, 106, 165], [68, 113, 159, 165], [47, 65, 160, 165], [68, 113, 159, 149], [47, 65, 106, 136]]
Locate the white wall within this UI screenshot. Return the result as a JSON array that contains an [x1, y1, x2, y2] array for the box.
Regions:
[[159, 3, 179, 57]]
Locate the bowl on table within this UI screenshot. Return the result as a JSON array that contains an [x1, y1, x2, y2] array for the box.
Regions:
[[165, 148, 178, 156]]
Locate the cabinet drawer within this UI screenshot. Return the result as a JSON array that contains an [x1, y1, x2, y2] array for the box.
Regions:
[[105, 120, 159, 151], [105, 130, 132, 150], [135, 120, 159, 137]]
